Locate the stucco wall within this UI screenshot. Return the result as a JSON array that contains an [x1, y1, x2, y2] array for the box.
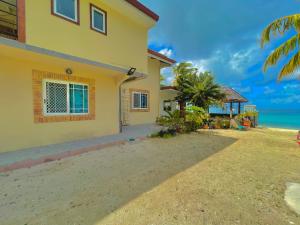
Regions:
[[25, 0, 149, 73], [0, 56, 119, 153], [122, 58, 161, 125]]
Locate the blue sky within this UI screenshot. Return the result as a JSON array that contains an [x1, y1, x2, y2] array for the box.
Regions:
[[140, 0, 300, 111]]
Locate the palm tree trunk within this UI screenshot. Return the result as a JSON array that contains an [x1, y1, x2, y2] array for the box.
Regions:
[[179, 101, 185, 119]]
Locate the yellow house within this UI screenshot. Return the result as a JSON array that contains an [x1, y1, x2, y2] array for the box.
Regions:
[[121, 49, 175, 125], [0, 0, 175, 153]]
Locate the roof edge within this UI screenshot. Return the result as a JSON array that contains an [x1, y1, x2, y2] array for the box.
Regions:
[[160, 86, 178, 91], [148, 49, 176, 65], [125, 0, 159, 22]]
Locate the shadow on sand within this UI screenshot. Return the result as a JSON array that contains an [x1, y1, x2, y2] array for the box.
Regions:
[[1, 132, 238, 225]]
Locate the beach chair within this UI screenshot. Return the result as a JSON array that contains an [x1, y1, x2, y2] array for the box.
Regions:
[[230, 119, 247, 131]]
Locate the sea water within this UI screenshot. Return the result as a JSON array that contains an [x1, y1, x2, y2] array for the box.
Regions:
[[259, 110, 300, 130]]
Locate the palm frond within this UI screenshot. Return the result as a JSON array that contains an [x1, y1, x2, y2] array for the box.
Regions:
[[261, 14, 300, 48], [278, 51, 300, 80], [263, 33, 300, 72]]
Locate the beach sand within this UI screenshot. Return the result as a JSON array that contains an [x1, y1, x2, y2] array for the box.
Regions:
[[1, 128, 300, 225]]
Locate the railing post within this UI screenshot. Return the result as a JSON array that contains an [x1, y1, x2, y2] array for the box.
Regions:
[[17, 0, 26, 42]]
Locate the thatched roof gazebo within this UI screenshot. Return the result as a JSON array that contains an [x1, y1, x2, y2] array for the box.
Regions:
[[222, 87, 248, 118]]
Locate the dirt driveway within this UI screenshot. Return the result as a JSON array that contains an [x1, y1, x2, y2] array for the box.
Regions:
[[1, 129, 300, 225]]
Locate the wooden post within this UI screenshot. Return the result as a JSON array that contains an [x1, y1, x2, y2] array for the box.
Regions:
[[238, 102, 241, 114], [230, 102, 233, 119]]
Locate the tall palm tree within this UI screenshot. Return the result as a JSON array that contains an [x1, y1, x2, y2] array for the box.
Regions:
[[189, 72, 226, 110], [173, 63, 225, 117], [261, 14, 300, 80], [173, 62, 198, 117]]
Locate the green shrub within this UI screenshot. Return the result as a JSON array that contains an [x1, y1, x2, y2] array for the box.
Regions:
[[185, 106, 209, 132], [150, 129, 177, 138], [156, 106, 209, 136], [156, 110, 185, 133], [221, 119, 230, 129]]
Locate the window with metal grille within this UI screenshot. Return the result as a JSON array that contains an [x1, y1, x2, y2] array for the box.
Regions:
[[132, 91, 148, 109], [44, 80, 89, 115]]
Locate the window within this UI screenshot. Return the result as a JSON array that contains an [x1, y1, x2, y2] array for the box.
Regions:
[[163, 101, 172, 112], [44, 80, 88, 115], [90, 4, 107, 34], [52, 0, 79, 23], [132, 91, 149, 109]]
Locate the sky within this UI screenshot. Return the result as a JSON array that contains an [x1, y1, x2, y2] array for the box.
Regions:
[[140, 0, 300, 111]]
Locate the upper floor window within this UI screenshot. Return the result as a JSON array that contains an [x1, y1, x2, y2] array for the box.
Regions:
[[52, 0, 79, 24], [90, 4, 107, 35]]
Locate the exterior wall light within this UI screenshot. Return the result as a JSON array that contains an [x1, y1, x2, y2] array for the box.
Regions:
[[127, 67, 136, 76], [66, 68, 73, 75]]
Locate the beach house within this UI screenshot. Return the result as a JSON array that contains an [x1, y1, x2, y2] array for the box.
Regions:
[[0, 0, 175, 153]]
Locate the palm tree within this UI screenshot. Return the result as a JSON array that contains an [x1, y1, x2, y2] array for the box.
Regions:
[[189, 72, 226, 110], [261, 14, 300, 80], [173, 62, 198, 117], [173, 63, 225, 117]]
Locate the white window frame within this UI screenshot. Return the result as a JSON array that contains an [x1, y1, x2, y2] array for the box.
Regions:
[[91, 6, 106, 33], [53, 0, 78, 23], [132, 91, 149, 110], [43, 79, 89, 116]]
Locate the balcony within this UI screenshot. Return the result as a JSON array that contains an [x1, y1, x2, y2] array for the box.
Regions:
[[0, 0, 17, 40]]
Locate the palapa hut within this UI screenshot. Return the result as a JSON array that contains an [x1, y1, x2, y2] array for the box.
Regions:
[[209, 87, 248, 118]]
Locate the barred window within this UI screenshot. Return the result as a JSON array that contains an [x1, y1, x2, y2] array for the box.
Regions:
[[44, 80, 89, 115], [132, 91, 148, 109]]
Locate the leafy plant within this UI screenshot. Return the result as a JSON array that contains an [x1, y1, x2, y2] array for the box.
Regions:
[[221, 119, 230, 129], [261, 14, 300, 80], [156, 110, 185, 133], [173, 63, 226, 118], [185, 106, 209, 132]]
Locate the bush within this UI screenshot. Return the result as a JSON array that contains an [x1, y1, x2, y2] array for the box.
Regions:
[[150, 129, 177, 138], [185, 106, 209, 131], [156, 110, 185, 133], [155, 106, 209, 136], [221, 119, 230, 129]]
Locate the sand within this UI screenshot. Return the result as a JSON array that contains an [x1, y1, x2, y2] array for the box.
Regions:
[[0, 128, 300, 225]]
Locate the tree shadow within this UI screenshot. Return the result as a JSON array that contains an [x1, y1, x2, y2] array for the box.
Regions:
[[89, 132, 238, 224], [1, 133, 238, 225]]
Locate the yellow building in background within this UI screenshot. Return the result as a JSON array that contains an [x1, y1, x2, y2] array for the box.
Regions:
[[0, 0, 175, 153]]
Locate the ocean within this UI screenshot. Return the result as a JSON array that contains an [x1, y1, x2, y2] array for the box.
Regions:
[[259, 110, 300, 130]]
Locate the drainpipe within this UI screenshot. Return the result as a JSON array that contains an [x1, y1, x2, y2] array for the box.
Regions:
[[119, 84, 123, 133], [118, 72, 141, 133]]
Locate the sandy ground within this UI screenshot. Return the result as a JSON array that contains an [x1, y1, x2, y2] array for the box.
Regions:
[[0, 128, 300, 225]]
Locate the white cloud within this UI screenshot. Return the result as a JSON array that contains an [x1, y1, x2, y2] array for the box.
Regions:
[[271, 95, 300, 104], [159, 48, 173, 58], [283, 83, 300, 90], [185, 45, 261, 83], [264, 86, 275, 95], [229, 46, 259, 73]]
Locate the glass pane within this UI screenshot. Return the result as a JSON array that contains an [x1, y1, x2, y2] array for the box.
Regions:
[[55, 0, 76, 20], [93, 9, 104, 31], [133, 93, 140, 108], [84, 89, 88, 112], [141, 94, 148, 108], [46, 82, 68, 113], [69, 84, 89, 114]]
